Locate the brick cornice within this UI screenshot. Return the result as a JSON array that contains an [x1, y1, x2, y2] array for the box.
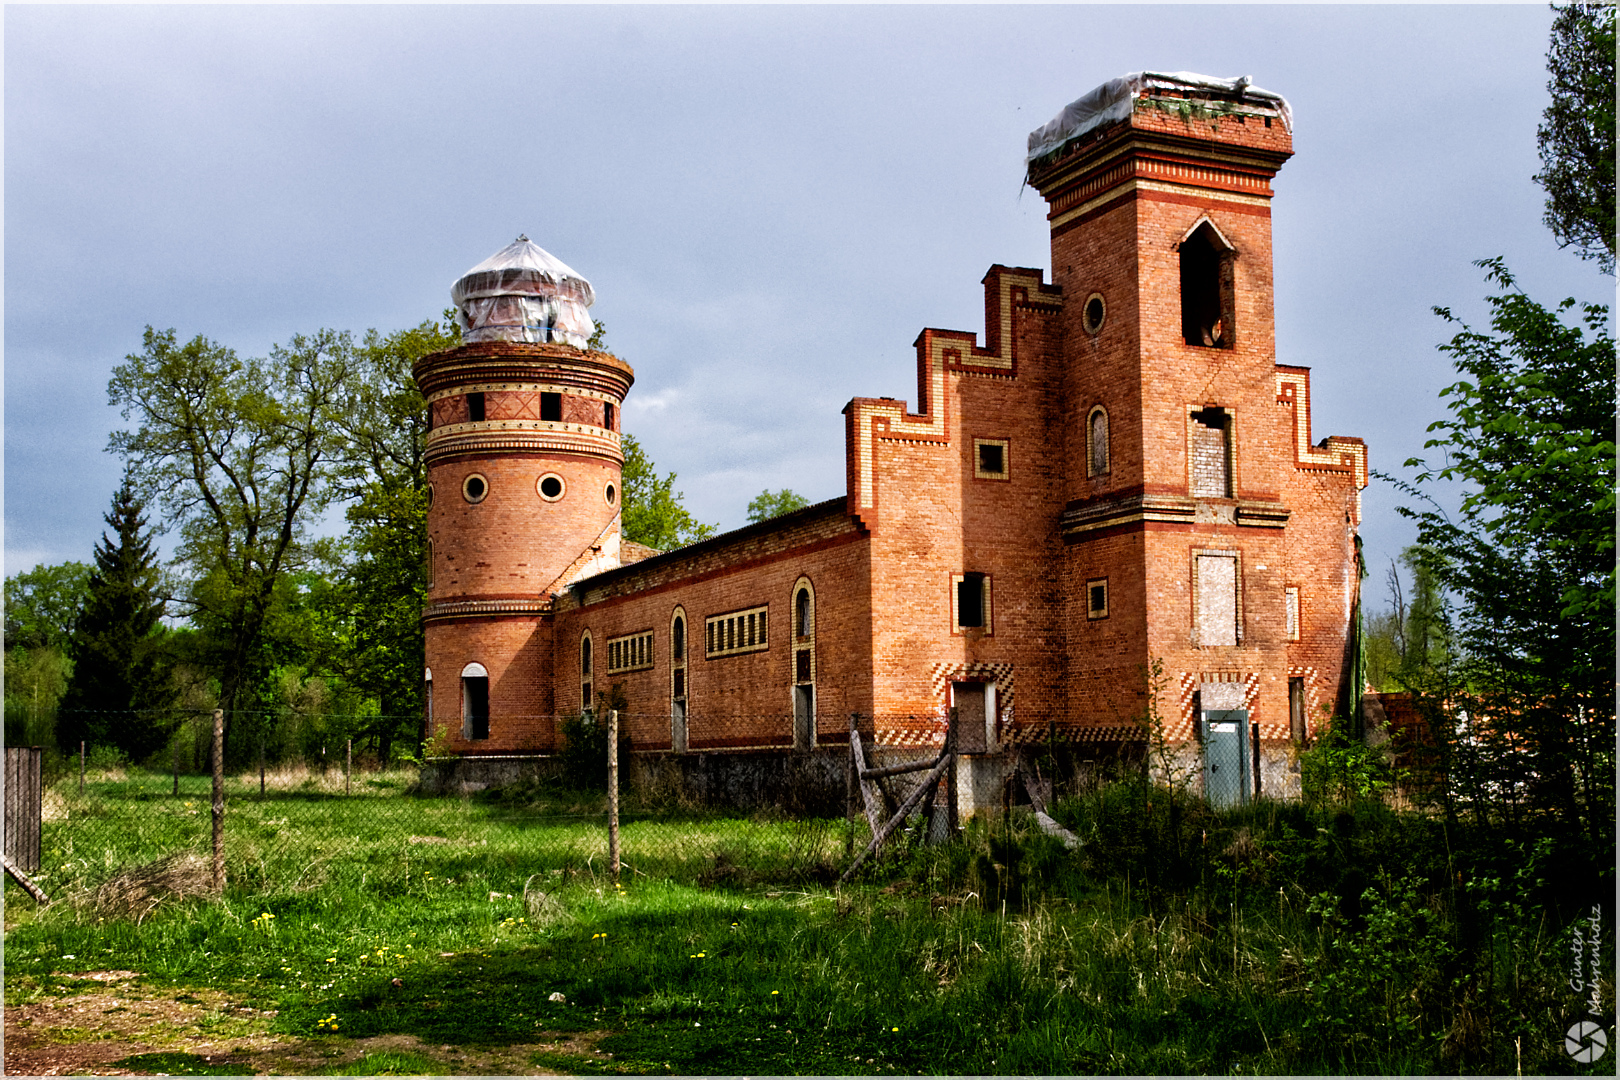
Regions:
[[1061, 493, 1290, 540], [413, 341, 634, 400]]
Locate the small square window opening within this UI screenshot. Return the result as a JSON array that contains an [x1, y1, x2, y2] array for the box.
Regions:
[[1087, 578, 1109, 620], [973, 439, 1010, 481]]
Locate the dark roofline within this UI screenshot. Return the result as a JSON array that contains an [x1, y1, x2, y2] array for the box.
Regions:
[[567, 496, 852, 595]]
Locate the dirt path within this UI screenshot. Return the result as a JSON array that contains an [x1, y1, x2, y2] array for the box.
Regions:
[[4, 972, 593, 1076]]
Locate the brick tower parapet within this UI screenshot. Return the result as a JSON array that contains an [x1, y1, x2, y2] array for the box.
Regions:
[[416, 238, 633, 752]]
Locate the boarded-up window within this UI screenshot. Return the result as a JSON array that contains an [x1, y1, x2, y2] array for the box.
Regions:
[[1196, 553, 1238, 646], [1285, 587, 1300, 641], [1088, 408, 1109, 477], [1191, 407, 1231, 498], [953, 682, 987, 754]]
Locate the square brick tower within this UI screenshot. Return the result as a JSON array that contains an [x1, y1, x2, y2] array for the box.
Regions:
[[1027, 74, 1365, 758]]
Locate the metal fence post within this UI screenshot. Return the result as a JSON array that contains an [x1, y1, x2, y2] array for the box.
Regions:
[[947, 707, 959, 833], [211, 708, 225, 894], [607, 709, 620, 881], [79, 740, 85, 795], [346, 738, 352, 796], [846, 713, 857, 857], [259, 738, 266, 797]]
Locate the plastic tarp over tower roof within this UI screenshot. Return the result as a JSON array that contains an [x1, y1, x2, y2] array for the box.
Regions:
[[451, 235, 597, 348], [1026, 71, 1292, 170]]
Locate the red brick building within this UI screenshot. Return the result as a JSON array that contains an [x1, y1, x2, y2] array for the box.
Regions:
[[417, 73, 1366, 800]]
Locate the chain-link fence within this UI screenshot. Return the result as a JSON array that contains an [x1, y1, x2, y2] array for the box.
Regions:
[[4, 708, 1150, 908]]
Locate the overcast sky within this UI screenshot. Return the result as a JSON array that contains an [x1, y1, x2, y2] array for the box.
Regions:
[[4, 3, 1610, 611]]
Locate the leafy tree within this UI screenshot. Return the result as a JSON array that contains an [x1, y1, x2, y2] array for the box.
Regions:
[[3, 560, 91, 652], [745, 488, 811, 523], [1394, 258, 1614, 837], [1365, 546, 1455, 692], [1534, 1, 1616, 273], [4, 560, 91, 748], [109, 326, 354, 759], [322, 316, 458, 760], [620, 434, 717, 550], [57, 470, 173, 759], [3, 644, 72, 747]]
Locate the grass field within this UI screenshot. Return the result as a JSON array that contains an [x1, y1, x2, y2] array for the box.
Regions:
[[4, 766, 1609, 1075]]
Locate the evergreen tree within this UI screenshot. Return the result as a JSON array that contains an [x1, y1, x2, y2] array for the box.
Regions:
[[58, 470, 172, 759]]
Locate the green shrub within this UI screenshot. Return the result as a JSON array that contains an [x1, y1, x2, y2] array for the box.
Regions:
[[1300, 718, 1394, 807]]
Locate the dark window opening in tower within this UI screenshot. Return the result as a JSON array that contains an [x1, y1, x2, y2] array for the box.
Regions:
[[1191, 406, 1232, 498], [604, 402, 615, 430], [978, 442, 1004, 475], [797, 589, 812, 637], [541, 392, 562, 422], [672, 616, 685, 659], [796, 648, 812, 684], [467, 392, 486, 422], [462, 676, 490, 740], [1180, 224, 1234, 348], [958, 573, 986, 628], [581, 637, 592, 676]]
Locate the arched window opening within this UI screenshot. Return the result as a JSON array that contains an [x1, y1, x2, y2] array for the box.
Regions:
[[1179, 220, 1236, 349], [796, 589, 813, 638], [791, 578, 816, 750], [670, 607, 688, 753], [424, 668, 434, 745], [460, 662, 489, 740], [1088, 407, 1109, 477], [580, 633, 594, 714]]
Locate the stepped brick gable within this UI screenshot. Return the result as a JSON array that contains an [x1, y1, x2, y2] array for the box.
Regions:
[[417, 73, 1366, 804]]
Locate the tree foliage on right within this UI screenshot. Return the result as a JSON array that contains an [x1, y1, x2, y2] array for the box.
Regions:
[[1387, 4, 1616, 843], [1534, 1, 1616, 273], [1395, 259, 1614, 839]]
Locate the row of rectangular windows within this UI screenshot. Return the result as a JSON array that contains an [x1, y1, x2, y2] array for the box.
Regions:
[[461, 391, 616, 429], [706, 606, 769, 658], [606, 631, 654, 674]]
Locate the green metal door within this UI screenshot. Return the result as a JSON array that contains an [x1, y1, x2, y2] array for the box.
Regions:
[[1203, 709, 1251, 809]]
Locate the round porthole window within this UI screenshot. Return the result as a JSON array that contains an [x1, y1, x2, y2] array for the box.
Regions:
[[426, 484, 435, 509], [605, 481, 617, 506], [537, 473, 566, 501], [462, 474, 489, 504], [1082, 293, 1107, 335]]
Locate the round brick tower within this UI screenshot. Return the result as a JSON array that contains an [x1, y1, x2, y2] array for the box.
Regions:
[[416, 237, 633, 752]]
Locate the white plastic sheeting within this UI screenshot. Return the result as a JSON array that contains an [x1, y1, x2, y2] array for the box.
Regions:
[[1026, 71, 1292, 168], [451, 235, 596, 348]]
